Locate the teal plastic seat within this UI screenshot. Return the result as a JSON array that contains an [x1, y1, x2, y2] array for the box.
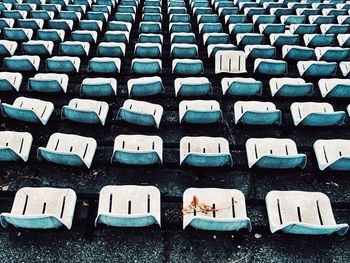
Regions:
[[79, 20, 103, 31], [0, 18, 14, 29], [46, 56, 80, 73], [169, 7, 188, 15], [0, 131, 32, 162], [269, 78, 313, 97], [172, 59, 204, 75], [105, 31, 130, 43], [22, 40, 54, 55], [4, 55, 40, 72], [218, 7, 239, 17], [337, 15, 350, 25], [131, 59, 162, 74], [111, 135, 163, 165], [199, 23, 223, 34], [270, 33, 299, 46], [221, 77, 262, 96], [236, 33, 264, 46], [139, 22, 161, 33], [169, 14, 190, 23], [31, 10, 55, 21], [244, 7, 265, 18], [117, 6, 136, 13], [315, 47, 350, 62], [304, 34, 335, 47], [246, 138, 307, 169], [88, 57, 121, 74], [169, 1, 186, 7], [197, 14, 219, 23], [37, 133, 97, 168], [234, 101, 282, 125], [66, 4, 87, 13], [203, 33, 230, 45], [48, 19, 73, 31], [18, 18, 44, 30], [320, 24, 349, 34], [114, 12, 135, 22], [318, 78, 350, 98], [61, 98, 109, 125], [280, 15, 306, 24], [1, 97, 54, 125], [0, 40, 17, 56], [282, 45, 314, 60], [143, 6, 160, 13], [71, 30, 97, 43], [259, 24, 285, 35], [37, 29, 65, 43], [97, 42, 125, 57], [59, 41, 90, 56], [297, 61, 337, 77], [2, 10, 27, 19], [3, 28, 33, 41], [180, 136, 232, 167], [59, 11, 81, 22], [87, 11, 109, 22], [289, 24, 318, 35], [117, 99, 163, 128], [254, 59, 287, 75], [142, 13, 162, 22], [134, 43, 162, 58], [179, 100, 223, 124], [171, 33, 196, 44], [139, 33, 163, 44], [80, 78, 117, 97], [225, 14, 247, 24], [228, 23, 254, 34], [107, 21, 132, 32], [245, 45, 276, 59], [127, 76, 164, 97], [309, 15, 334, 25], [252, 14, 276, 25], [28, 73, 69, 93], [0, 72, 22, 92], [145, 0, 161, 7], [174, 77, 212, 96], [207, 44, 237, 58], [171, 44, 198, 58], [169, 22, 191, 33]]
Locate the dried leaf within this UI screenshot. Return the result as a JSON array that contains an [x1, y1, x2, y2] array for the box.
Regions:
[[191, 195, 199, 207], [2, 185, 9, 191]]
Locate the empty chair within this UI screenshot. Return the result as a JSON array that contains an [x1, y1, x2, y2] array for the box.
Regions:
[[280, 14, 305, 24], [22, 40, 53, 55], [134, 43, 162, 58], [245, 45, 276, 59], [318, 78, 350, 98], [18, 18, 44, 30], [4, 55, 40, 72], [183, 188, 251, 231], [1, 97, 54, 125], [127, 76, 163, 97], [81, 78, 117, 97], [337, 34, 350, 47], [259, 24, 285, 35], [221, 77, 262, 96], [252, 14, 275, 25], [47, 56, 80, 73], [289, 24, 318, 35], [269, 78, 313, 97], [234, 101, 282, 125], [31, 10, 55, 21], [170, 14, 190, 23], [111, 135, 162, 165], [180, 136, 232, 167], [290, 102, 345, 126], [169, 22, 191, 33], [340, 62, 350, 77], [59, 41, 90, 56], [174, 77, 212, 96], [3, 28, 33, 41], [48, 19, 74, 31], [309, 15, 334, 25], [131, 58, 162, 74], [0, 18, 14, 29], [198, 14, 219, 23], [96, 42, 125, 57], [80, 20, 103, 32], [171, 44, 198, 58], [88, 57, 121, 74], [71, 30, 97, 43], [142, 13, 162, 22], [28, 73, 68, 93], [0, 40, 17, 56], [117, 99, 163, 128], [86, 11, 108, 22], [314, 139, 350, 171], [215, 51, 247, 74], [266, 191, 349, 235], [207, 44, 237, 58], [179, 100, 223, 124], [95, 185, 161, 227], [105, 31, 130, 43], [304, 34, 335, 47], [0, 187, 77, 229], [139, 22, 161, 33], [0, 72, 22, 92], [228, 23, 254, 34], [115, 12, 135, 23], [171, 33, 195, 44], [236, 33, 265, 46], [254, 59, 287, 75], [297, 61, 337, 77], [246, 138, 307, 169], [37, 29, 65, 43], [139, 33, 163, 44], [199, 22, 223, 34], [282, 45, 314, 60], [0, 131, 32, 162], [108, 21, 132, 32], [320, 24, 349, 35], [59, 11, 81, 22], [172, 59, 204, 75], [61, 99, 109, 125], [314, 47, 350, 62], [203, 33, 230, 45], [2, 10, 27, 19], [37, 133, 97, 168]]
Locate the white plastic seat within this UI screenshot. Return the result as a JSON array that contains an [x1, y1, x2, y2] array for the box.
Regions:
[[0, 72, 22, 92], [246, 138, 307, 169], [337, 34, 350, 47], [318, 78, 350, 98], [21, 40, 54, 55], [95, 185, 161, 227], [174, 77, 212, 96], [28, 73, 68, 93], [266, 191, 349, 235], [0, 131, 32, 162], [297, 61, 337, 77], [269, 78, 313, 97], [183, 188, 251, 231], [0, 40, 17, 56], [37, 133, 97, 168], [314, 47, 350, 61], [339, 61, 350, 77], [4, 55, 40, 72], [179, 100, 223, 124], [215, 51, 247, 74], [0, 187, 77, 229]]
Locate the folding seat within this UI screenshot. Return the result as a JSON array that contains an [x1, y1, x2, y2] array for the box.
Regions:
[[269, 78, 313, 97], [309, 15, 335, 25], [245, 45, 276, 59], [0, 40, 17, 56], [207, 44, 237, 58], [318, 78, 350, 98], [289, 24, 318, 35], [197, 14, 219, 24], [1, 97, 54, 125], [171, 43, 198, 58], [139, 21, 162, 33], [88, 57, 121, 74], [48, 19, 74, 32], [0, 187, 77, 229], [105, 31, 130, 43], [225, 14, 247, 24], [252, 14, 275, 25], [134, 43, 162, 58], [290, 102, 345, 126], [259, 24, 285, 35], [246, 138, 307, 169], [297, 61, 337, 77], [183, 188, 251, 231], [314, 47, 350, 62], [179, 136, 232, 167], [95, 185, 161, 227], [72, 0, 91, 6], [218, 7, 239, 17], [228, 23, 254, 34], [280, 15, 305, 25], [21, 40, 53, 55], [61, 98, 109, 125], [172, 59, 204, 75], [234, 101, 282, 125], [244, 7, 265, 18], [18, 18, 43, 30], [337, 15, 350, 25], [171, 33, 196, 44], [320, 24, 349, 35], [127, 76, 163, 97], [117, 99, 163, 128], [170, 14, 191, 23], [282, 45, 314, 60], [199, 23, 223, 34], [31, 10, 55, 21], [79, 20, 103, 32], [3, 28, 33, 41], [96, 42, 125, 57], [91, 5, 111, 14], [254, 59, 287, 75], [2, 10, 27, 19], [221, 77, 262, 96], [37, 29, 65, 43], [0, 72, 22, 92], [71, 30, 97, 44], [4, 55, 40, 72], [59, 11, 82, 22], [59, 41, 89, 56], [203, 33, 230, 45], [81, 78, 117, 97], [322, 8, 347, 16], [192, 7, 213, 16], [340, 61, 350, 76], [304, 34, 335, 47], [169, 22, 191, 33], [179, 100, 223, 124], [46, 56, 80, 73], [131, 58, 162, 74], [266, 191, 349, 235], [215, 51, 247, 74], [236, 33, 264, 46], [0, 131, 32, 162], [142, 13, 162, 22], [139, 33, 163, 44], [66, 5, 87, 14], [28, 73, 68, 93], [0, 18, 14, 29], [114, 12, 135, 23], [175, 77, 212, 96], [37, 133, 97, 168]]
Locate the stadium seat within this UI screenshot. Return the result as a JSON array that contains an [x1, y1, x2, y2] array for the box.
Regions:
[[3, 28, 33, 41], [0, 131, 32, 162], [269, 78, 313, 97], [88, 57, 121, 73], [221, 77, 262, 96], [297, 61, 337, 77], [179, 100, 223, 124], [28, 73, 69, 93], [174, 77, 212, 96], [215, 51, 247, 74], [254, 59, 287, 75], [171, 44, 198, 58], [59, 41, 90, 56], [131, 58, 162, 74], [127, 76, 164, 97], [172, 59, 204, 75], [46, 56, 80, 73], [244, 45, 276, 59], [37, 29, 65, 43], [4, 55, 40, 72], [80, 78, 117, 97], [134, 43, 162, 58], [0, 72, 22, 92], [22, 40, 54, 55], [318, 78, 350, 98], [282, 45, 314, 60], [314, 47, 350, 62]]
